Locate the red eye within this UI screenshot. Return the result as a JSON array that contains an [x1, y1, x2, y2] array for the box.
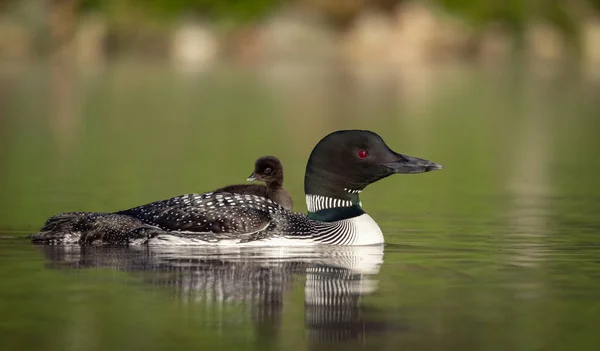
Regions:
[[358, 149, 368, 159]]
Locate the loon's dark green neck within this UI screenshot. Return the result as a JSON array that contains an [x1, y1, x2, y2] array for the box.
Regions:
[[308, 204, 364, 222]]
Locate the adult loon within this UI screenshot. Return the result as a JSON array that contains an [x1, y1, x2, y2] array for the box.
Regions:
[[214, 156, 293, 210], [31, 130, 441, 246]]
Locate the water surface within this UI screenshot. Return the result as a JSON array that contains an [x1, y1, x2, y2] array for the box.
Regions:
[[1, 64, 599, 350]]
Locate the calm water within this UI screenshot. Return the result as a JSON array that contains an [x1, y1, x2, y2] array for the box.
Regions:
[[1, 63, 600, 350]]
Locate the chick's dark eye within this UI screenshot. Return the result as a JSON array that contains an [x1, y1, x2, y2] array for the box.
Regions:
[[358, 150, 368, 159], [264, 167, 272, 174]]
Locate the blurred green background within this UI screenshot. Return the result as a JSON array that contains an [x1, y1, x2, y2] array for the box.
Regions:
[[1, 1, 600, 351]]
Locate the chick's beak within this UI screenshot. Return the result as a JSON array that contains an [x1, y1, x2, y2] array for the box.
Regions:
[[247, 172, 258, 181]]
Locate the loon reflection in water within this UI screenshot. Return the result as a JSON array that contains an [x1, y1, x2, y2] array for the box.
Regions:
[[36, 245, 400, 343]]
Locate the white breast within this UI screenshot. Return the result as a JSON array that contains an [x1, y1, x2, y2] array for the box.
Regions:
[[346, 213, 384, 245]]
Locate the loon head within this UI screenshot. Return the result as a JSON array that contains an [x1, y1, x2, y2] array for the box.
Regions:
[[304, 130, 441, 219], [247, 156, 284, 186]]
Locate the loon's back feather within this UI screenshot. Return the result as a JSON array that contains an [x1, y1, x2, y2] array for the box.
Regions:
[[31, 212, 164, 244], [214, 184, 293, 211], [118, 193, 275, 233], [32, 192, 319, 245]]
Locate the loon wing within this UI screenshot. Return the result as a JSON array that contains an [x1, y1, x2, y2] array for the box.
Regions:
[[117, 192, 282, 238]]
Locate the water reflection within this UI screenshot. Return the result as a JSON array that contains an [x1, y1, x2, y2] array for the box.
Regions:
[[36, 244, 385, 343]]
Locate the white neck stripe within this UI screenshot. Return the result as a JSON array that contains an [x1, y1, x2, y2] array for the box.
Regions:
[[344, 188, 362, 194], [306, 195, 353, 212]]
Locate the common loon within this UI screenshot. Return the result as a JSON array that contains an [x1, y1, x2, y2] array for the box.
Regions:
[[31, 130, 441, 246], [214, 156, 293, 210]]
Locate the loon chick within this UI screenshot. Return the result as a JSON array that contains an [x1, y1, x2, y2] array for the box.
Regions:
[[214, 156, 293, 210], [32, 130, 442, 246]]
